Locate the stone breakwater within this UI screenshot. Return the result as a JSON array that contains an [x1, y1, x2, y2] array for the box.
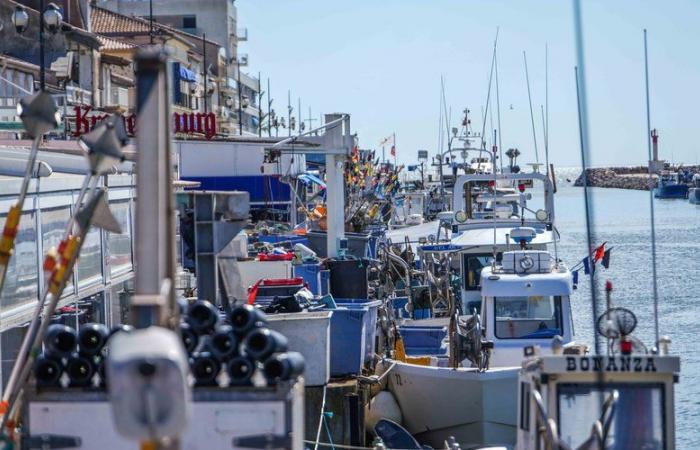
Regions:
[[574, 166, 700, 190]]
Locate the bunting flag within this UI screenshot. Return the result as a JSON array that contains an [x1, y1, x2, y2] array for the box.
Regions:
[[582, 257, 593, 275], [572, 270, 579, 289], [593, 242, 607, 263], [602, 248, 612, 269], [390, 145, 396, 157]]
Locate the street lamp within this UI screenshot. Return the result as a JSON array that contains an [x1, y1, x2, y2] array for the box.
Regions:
[[12, 2, 63, 91], [11, 5, 28, 33], [43, 3, 63, 34]]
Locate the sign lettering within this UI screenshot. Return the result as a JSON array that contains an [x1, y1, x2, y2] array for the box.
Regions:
[[565, 356, 657, 373], [70, 106, 217, 139]]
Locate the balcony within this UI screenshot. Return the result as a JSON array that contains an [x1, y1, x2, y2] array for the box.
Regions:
[[236, 27, 248, 42], [65, 85, 93, 106]]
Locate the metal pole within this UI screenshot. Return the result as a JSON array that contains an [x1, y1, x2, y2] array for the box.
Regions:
[[267, 77, 272, 137], [237, 59, 242, 135], [258, 71, 263, 137], [575, 63, 599, 355], [287, 90, 291, 137], [643, 29, 660, 345], [133, 48, 177, 327], [39, 0, 45, 90], [202, 33, 207, 114], [523, 51, 540, 164], [149, 0, 154, 44]]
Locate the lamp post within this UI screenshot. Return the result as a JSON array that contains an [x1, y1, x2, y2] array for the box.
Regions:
[[12, 2, 63, 92], [237, 58, 242, 135]]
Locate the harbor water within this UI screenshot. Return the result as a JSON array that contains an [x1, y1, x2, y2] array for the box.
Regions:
[[553, 176, 700, 449]]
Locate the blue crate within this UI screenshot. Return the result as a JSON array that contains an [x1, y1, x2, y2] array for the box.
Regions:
[[256, 235, 309, 246], [320, 270, 330, 295], [413, 308, 432, 320], [329, 299, 382, 376], [392, 297, 409, 319], [293, 263, 322, 295], [399, 326, 447, 354]]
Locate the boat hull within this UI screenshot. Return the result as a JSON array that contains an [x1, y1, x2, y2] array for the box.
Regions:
[[689, 188, 700, 204], [381, 360, 518, 448], [654, 184, 688, 199]]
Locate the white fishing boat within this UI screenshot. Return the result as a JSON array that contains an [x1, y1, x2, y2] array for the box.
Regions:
[[379, 242, 577, 449]]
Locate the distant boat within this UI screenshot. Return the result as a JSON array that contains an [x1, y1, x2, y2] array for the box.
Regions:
[[654, 171, 688, 199], [689, 174, 700, 204]]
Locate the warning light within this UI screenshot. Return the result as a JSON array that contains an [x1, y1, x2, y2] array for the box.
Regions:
[[620, 338, 633, 355], [518, 183, 526, 193], [605, 280, 613, 292]]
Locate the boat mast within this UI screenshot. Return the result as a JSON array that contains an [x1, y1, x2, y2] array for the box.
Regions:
[[523, 51, 540, 164], [643, 28, 661, 345], [494, 39, 504, 173]]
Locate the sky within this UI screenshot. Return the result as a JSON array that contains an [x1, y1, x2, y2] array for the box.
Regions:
[[237, 0, 700, 168]]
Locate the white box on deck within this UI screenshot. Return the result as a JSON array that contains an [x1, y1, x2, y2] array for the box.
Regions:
[[26, 383, 304, 450], [175, 140, 306, 178], [267, 311, 332, 386]]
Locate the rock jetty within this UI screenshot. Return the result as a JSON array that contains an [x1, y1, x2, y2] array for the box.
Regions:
[[574, 165, 699, 191]]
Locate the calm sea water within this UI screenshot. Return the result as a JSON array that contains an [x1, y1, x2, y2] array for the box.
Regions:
[[552, 178, 700, 449]]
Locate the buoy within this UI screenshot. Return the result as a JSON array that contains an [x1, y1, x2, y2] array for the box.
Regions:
[[365, 391, 402, 430]]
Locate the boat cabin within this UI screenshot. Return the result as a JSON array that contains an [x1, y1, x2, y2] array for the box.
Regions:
[[478, 246, 574, 368], [515, 351, 679, 450]]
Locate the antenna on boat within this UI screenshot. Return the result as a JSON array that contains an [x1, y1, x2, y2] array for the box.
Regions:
[[495, 37, 504, 174], [643, 28, 661, 346], [544, 43, 550, 176], [573, 0, 601, 355], [523, 51, 540, 164], [479, 28, 499, 152], [492, 128, 498, 268]]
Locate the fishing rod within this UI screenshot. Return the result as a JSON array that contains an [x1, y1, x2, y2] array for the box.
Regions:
[[643, 29, 661, 346], [573, 0, 601, 356], [0, 116, 126, 434], [0, 91, 61, 295]]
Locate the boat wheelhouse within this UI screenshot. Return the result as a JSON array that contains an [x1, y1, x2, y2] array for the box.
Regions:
[[688, 173, 700, 204], [654, 171, 688, 199], [515, 350, 679, 450]]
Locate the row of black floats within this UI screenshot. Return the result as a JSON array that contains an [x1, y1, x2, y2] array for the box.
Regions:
[[32, 301, 304, 388], [34, 323, 131, 388], [182, 300, 304, 387]]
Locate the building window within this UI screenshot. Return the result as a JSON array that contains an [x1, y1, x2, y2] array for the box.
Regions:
[[182, 16, 197, 29], [41, 207, 73, 295], [1, 211, 38, 310], [109, 201, 133, 275]]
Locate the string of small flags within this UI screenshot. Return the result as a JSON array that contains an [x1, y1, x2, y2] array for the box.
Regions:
[[570, 242, 613, 289]]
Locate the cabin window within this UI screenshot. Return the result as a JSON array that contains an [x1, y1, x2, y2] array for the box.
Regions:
[[494, 295, 563, 339], [520, 382, 530, 430], [462, 253, 501, 291], [557, 383, 665, 449]]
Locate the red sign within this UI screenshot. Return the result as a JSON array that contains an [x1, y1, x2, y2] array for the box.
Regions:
[[71, 106, 217, 140]]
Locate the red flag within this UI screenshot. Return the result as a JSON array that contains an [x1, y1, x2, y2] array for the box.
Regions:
[[390, 145, 396, 157], [593, 242, 606, 263]]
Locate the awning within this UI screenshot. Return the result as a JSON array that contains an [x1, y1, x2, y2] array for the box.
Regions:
[[298, 172, 326, 189], [178, 65, 197, 83]]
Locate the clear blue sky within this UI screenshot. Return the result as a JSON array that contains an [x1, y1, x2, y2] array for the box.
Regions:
[[237, 0, 700, 167]]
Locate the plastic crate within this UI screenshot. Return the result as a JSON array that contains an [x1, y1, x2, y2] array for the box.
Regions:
[[392, 297, 409, 319], [399, 325, 447, 356], [267, 311, 332, 386], [306, 231, 370, 258], [293, 263, 322, 295], [256, 235, 310, 246], [329, 299, 382, 376]]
